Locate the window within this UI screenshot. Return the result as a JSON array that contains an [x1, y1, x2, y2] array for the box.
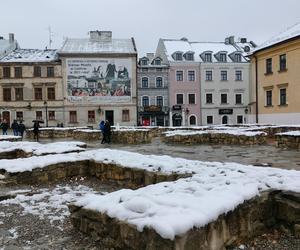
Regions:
[[189, 115, 196, 125], [3, 88, 11, 101], [47, 67, 54, 77], [154, 59, 161, 65], [14, 67, 22, 78], [34, 66, 41, 77], [141, 60, 148, 65], [15, 88, 23, 101], [156, 77, 163, 88], [88, 110, 95, 123], [206, 70, 213, 81], [235, 94, 242, 104], [69, 111, 77, 123], [221, 71, 227, 81], [279, 54, 287, 71], [176, 94, 183, 104], [141, 77, 149, 88], [176, 71, 183, 81], [188, 94, 196, 104], [206, 93, 213, 104], [204, 53, 212, 62], [3, 67, 10, 78], [235, 70, 242, 81], [156, 96, 163, 107], [142, 96, 149, 106], [237, 115, 243, 124], [234, 54, 242, 62], [222, 116, 228, 124], [266, 90, 272, 106], [279, 88, 287, 105], [36, 111, 43, 121], [48, 111, 55, 120], [187, 71, 195, 81], [16, 111, 23, 121], [221, 93, 227, 104], [266, 58, 272, 74], [34, 88, 43, 100], [175, 53, 183, 61], [207, 116, 213, 124], [122, 110, 130, 121], [47, 87, 55, 100], [186, 53, 194, 61], [219, 53, 227, 62]]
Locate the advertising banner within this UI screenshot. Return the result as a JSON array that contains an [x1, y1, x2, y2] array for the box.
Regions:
[[67, 58, 132, 103]]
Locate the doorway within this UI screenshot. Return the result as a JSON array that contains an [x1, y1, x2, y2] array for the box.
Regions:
[[105, 110, 114, 126], [2, 111, 10, 126], [222, 115, 228, 125]]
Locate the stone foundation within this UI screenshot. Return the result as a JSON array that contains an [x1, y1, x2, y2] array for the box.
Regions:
[[26, 128, 86, 139], [0, 149, 29, 159], [162, 133, 266, 145], [276, 134, 300, 149], [69, 191, 300, 250]]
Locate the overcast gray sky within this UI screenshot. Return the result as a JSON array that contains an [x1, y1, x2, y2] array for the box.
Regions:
[[1, 0, 299, 56]]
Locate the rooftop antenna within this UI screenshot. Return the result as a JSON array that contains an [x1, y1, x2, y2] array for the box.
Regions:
[[48, 26, 53, 49]]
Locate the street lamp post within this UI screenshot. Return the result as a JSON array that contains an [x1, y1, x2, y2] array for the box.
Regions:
[[44, 101, 48, 127]]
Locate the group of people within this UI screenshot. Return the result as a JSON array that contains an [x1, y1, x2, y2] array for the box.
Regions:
[[99, 120, 111, 144], [0, 119, 26, 137]]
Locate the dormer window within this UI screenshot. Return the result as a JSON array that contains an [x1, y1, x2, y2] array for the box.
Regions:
[[204, 53, 212, 62], [154, 59, 161, 65], [141, 60, 148, 65], [219, 53, 227, 62], [185, 53, 194, 61], [234, 53, 242, 62], [174, 52, 183, 61]]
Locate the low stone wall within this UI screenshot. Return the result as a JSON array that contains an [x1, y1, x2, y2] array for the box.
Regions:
[[73, 130, 102, 141], [26, 128, 86, 139], [0, 149, 29, 159], [69, 191, 300, 250], [0, 137, 22, 142], [162, 133, 266, 145], [276, 134, 300, 149], [250, 126, 300, 138]]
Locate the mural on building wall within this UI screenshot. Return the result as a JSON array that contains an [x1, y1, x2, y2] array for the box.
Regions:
[[67, 58, 131, 103]]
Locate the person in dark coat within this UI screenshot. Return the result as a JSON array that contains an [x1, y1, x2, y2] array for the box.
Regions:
[[1, 119, 9, 135], [11, 120, 19, 136], [18, 121, 26, 138], [99, 120, 106, 144], [33, 121, 40, 141], [104, 120, 111, 144]]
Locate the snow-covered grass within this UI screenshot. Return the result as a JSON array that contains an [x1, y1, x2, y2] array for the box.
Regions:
[[0, 141, 86, 155], [0, 184, 99, 227]]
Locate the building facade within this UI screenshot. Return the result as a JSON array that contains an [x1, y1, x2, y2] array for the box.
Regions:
[[249, 23, 300, 124], [137, 53, 169, 126], [58, 31, 137, 127], [0, 49, 63, 127]]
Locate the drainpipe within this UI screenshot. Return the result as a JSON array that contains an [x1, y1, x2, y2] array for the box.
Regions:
[[254, 55, 258, 123]]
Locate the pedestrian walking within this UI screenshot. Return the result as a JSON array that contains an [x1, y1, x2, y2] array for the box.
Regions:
[[33, 121, 40, 141], [104, 120, 111, 144], [11, 120, 19, 136], [0, 119, 9, 135], [18, 121, 26, 139], [99, 120, 106, 144]]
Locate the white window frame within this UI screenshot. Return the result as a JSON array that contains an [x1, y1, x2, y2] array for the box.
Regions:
[[155, 95, 164, 107], [187, 93, 196, 105], [235, 93, 243, 105], [236, 115, 244, 124], [205, 70, 213, 81], [141, 76, 149, 88], [176, 70, 184, 82], [265, 89, 273, 106], [155, 76, 164, 88], [206, 115, 214, 125], [188, 114, 197, 126], [235, 70, 243, 81], [141, 95, 150, 107], [205, 93, 213, 104], [279, 87, 287, 105], [187, 70, 196, 81], [175, 93, 184, 105], [220, 93, 228, 104]]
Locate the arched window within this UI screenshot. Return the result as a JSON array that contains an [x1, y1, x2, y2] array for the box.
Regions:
[[189, 115, 196, 126], [222, 116, 228, 124], [141, 77, 149, 88], [142, 96, 149, 107], [156, 96, 163, 107]]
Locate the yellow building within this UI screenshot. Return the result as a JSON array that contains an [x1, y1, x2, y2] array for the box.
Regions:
[[249, 23, 300, 124]]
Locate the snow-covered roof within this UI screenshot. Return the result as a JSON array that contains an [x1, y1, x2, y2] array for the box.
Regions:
[[59, 38, 136, 54], [252, 22, 300, 54], [0, 49, 58, 63], [161, 39, 248, 63], [0, 39, 19, 58]]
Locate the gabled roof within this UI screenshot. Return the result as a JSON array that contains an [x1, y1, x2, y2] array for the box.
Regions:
[[252, 22, 300, 54], [0, 49, 58, 63], [59, 38, 136, 54]]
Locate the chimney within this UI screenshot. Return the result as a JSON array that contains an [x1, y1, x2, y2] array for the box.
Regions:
[[89, 30, 112, 42], [228, 36, 235, 45], [9, 33, 14, 43]]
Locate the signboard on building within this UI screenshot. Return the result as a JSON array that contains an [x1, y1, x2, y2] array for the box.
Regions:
[[219, 109, 233, 115], [144, 105, 162, 113], [172, 105, 182, 111], [67, 58, 132, 103]]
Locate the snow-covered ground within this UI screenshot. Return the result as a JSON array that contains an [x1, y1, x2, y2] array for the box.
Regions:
[[0, 141, 86, 155], [0, 135, 21, 141], [163, 129, 266, 137], [276, 131, 300, 136]]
